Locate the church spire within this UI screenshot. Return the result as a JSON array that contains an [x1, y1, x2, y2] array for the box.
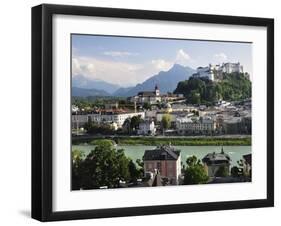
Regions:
[[155, 84, 160, 96]]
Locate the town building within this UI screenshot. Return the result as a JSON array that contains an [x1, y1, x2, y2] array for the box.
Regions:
[[176, 116, 217, 135], [72, 113, 88, 130], [222, 115, 252, 134], [137, 120, 156, 135], [130, 85, 161, 105], [130, 85, 184, 105], [202, 148, 231, 177], [143, 145, 181, 185], [71, 111, 145, 129]]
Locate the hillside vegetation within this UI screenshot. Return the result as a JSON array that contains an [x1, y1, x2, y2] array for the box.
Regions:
[[174, 73, 251, 105]]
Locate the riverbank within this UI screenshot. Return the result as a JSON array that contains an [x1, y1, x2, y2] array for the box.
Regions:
[[72, 136, 251, 146]]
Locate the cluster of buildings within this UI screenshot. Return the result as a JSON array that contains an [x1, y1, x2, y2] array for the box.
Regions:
[[140, 145, 251, 186], [72, 110, 145, 131], [138, 98, 251, 136], [175, 102, 251, 135], [130, 85, 184, 105], [72, 98, 251, 136], [192, 62, 249, 81], [72, 80, 251, 136]]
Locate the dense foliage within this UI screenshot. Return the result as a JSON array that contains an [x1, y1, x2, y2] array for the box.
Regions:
[[174, 73, 251, 104], [161, 114, 172, 130], [122, 115, 144, 134], [72, 140, 143, 190], [84, 121, 116, 135], [183, 155, 209, 185]]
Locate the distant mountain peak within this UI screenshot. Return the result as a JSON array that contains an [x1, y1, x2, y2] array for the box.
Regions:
[[171, 63, 183, 68], [113, 65, 195, 97]]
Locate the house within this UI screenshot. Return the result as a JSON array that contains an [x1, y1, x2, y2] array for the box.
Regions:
[[143, 145, 181, 185], [137, 120, 156, 135], [202, 147, 231, 177]]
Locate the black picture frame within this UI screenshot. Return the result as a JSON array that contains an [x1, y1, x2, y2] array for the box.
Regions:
[[32, 4, 274, 222]]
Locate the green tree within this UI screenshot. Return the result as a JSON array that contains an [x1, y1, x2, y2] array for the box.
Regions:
[[84, 121, 115, 135], [72, 150, 85, 190], [183, 156, 209, 185], [130, 115, 143, 131], [136, 158, 144, 176], [161, 114, 171, 131], [143, 102, 151, 110], [116, 149, 130, 182], [73, 140, 132, 189], [128, 160, 142, 182], [189, 90, 201, 104], [122, 118, 131, 134]]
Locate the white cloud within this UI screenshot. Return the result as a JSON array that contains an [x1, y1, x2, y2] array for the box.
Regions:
[[72, 56, 142, 86], [213, 53, 228, 63], [151, 59, 173, 71], [103, 51, 139, 57], [72, 49, 193, 86], [175, 49, 191, 66], [73, 55, 170, 86]]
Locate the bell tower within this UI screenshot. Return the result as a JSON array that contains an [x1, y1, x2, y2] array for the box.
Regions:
[[155, 84, 160, 96]]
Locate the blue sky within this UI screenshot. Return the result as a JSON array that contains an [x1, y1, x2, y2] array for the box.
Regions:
[[72, 34, 252, 87]]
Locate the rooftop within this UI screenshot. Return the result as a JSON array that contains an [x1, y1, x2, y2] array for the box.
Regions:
[[137, 91, 156, 97], [202, 147, 231, 165], [143, 145, 181, 161]]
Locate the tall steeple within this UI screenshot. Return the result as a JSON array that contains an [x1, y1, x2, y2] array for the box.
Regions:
[[155, 84, 160, 96]]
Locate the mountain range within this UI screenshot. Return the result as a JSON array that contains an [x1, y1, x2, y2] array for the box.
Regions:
[[72, 64, 195, 97], [72, 87, 110, 97], [72, 75, 120, 94]]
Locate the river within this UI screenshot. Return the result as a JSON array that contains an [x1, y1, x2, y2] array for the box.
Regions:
[[72, 144, 251, 167]]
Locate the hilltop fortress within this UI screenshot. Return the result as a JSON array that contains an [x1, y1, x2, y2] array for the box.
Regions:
[[192, 62, 250, 81]]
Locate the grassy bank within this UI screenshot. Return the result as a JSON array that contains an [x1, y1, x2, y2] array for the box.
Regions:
[[73, 136, 251, 146]]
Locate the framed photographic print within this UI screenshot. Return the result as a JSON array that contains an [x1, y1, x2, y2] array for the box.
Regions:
[[32, 4, 274, 221]]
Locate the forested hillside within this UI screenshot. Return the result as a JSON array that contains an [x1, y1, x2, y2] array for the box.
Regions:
[[173, 73, 251, 105]]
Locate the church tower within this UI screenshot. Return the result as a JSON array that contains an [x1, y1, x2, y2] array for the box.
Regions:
[[155, 84, 160, 96]]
